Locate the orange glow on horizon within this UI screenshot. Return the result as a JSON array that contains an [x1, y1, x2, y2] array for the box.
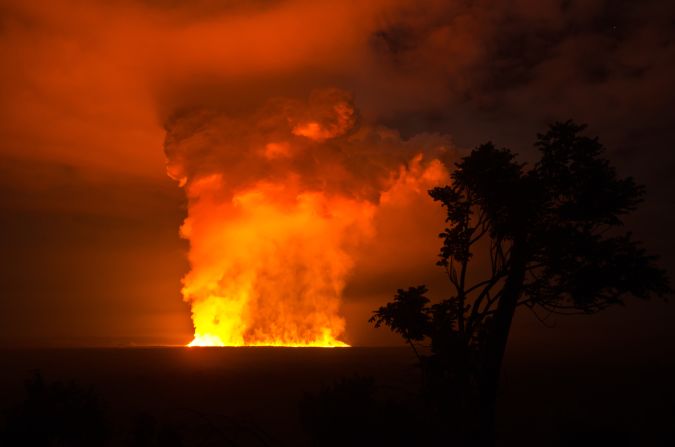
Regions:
[[178, 175, 375, 348], [164, 90, 451, 348], [187, 332, 350, 348], [176, 157, 448, 348]]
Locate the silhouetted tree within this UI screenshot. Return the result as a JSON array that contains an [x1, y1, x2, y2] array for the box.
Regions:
[[370, 121, 671, 446]]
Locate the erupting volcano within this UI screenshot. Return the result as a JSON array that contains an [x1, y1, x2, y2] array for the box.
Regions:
[[164, 89, 450, 347]]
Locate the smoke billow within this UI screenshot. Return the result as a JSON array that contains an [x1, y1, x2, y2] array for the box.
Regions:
[[164, 88, 452, 346]]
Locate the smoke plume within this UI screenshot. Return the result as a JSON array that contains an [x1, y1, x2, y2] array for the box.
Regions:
[[164, 88, 452, 346]]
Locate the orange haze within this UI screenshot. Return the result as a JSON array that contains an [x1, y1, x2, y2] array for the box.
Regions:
[[3, 0, 668, 348]]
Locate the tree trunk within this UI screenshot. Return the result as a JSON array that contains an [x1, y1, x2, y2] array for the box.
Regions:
[[477, 237, 528, 447]]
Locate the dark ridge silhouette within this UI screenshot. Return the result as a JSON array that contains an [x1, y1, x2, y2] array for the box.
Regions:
[[0, 371, 285, 447], [0, 348, 672, 446], [127, 412, 186, 447], [299, 375, 428, 447], [0, 371, 107, 447], [371, 121, 672, 446]]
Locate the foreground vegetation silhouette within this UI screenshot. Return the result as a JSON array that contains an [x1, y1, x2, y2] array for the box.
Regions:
[[371, 121, 671, 446], [299, 375, 430, 447], [0, 372, 282, 447], [1, 371, 107, 446]]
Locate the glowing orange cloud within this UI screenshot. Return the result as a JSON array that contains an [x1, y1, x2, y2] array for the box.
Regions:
[[165, 89, 451, 347]]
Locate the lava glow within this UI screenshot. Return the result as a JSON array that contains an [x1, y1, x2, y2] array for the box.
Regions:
[[180, 175, 374, 347], [164, 89, 450, 347]]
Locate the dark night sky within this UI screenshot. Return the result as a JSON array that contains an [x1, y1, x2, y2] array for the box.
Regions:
[[0, 0, 673, 349]]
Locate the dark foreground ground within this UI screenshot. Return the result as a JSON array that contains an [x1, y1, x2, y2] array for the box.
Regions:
[[0, 346, 673, 446]]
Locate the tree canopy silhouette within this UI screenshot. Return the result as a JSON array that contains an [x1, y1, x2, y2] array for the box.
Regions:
[[370, 121, 671, 446]]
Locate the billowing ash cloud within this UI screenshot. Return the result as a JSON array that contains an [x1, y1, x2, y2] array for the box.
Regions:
[[165, 88, 453, 200], [163, 88, 453, 346]]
